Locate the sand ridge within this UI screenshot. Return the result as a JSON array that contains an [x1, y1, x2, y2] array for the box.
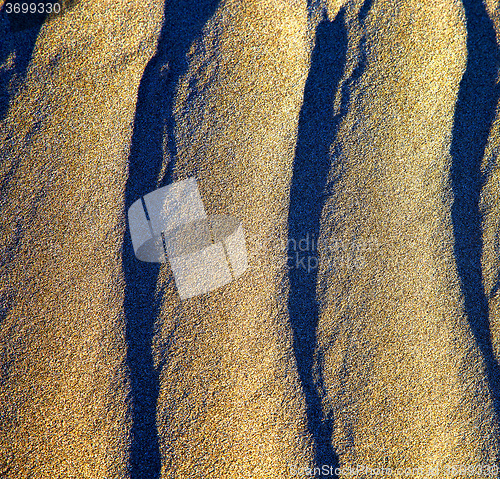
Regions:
[[1, 0, 500, 477]]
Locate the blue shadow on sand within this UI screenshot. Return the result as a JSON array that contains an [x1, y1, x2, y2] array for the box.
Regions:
[[287, 9, 348, 473], [0, 10, 41, 123], [450, 0, 500, 425], [123, 1, 218, 477], [288, 0, 374, 470]]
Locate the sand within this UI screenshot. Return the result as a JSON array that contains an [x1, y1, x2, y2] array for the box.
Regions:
[[1, 0, 500, 477]]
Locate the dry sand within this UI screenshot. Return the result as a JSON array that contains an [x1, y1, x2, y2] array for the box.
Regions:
[[1, 0, 500, 477]]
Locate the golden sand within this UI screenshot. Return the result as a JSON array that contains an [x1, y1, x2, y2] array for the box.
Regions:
[[1, 0, 500, 477]]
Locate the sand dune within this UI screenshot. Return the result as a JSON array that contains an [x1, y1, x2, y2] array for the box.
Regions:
[[1, 0, 500, 477]]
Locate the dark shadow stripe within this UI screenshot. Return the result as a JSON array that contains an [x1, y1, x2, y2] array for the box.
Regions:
[[0, 11, 41, 121], [288, 0, 373, 469], [450, 0, 500, 423], [123, 2, 218, 477], [287, 11, 347, 472]]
